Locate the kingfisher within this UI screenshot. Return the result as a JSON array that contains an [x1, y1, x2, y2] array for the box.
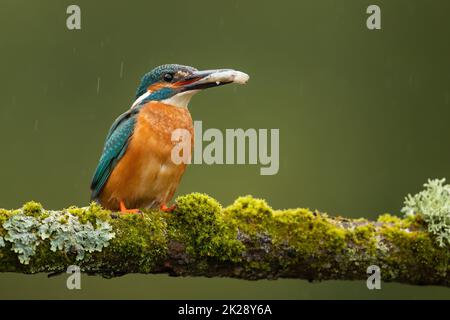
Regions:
[[90, 64, 249, 213]]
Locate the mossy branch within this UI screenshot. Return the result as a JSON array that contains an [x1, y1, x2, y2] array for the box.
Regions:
[[0, 194, 449, 287]]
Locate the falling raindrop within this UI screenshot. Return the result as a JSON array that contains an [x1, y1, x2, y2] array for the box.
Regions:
[[34, 120, 39, 131], [97, 77, 101, 94], [120, 61, 124, 79]]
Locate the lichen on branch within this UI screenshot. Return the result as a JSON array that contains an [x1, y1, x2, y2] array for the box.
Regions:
[[402, 178, 450, 247], [0, 192, 449, 287]]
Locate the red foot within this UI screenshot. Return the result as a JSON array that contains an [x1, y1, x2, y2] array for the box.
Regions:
[[119, 201, 141, 214], [160, 203, 176, 213]]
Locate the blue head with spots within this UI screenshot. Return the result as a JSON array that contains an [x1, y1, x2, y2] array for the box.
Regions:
[[135, 64, 197, 99]]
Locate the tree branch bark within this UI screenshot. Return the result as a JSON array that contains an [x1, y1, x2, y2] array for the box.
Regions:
[[0, 193, 449, 287]]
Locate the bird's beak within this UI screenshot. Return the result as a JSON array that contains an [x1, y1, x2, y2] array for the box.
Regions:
[[177, 69, 250, 92]]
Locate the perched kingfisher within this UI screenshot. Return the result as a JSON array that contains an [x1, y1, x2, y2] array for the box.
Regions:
[[90, 64, 249, 213]]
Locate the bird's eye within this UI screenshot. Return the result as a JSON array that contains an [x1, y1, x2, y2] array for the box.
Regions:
[[163, 73, 173, 82]]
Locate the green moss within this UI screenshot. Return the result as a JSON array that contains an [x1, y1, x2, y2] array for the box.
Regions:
[[105, 211, 169, 273], [22, 201, 43, 216], [0, 209, 10, 237], [349, 224, 377, 256], [378, 213, 401, 224], [378, 213, 412, 228], [267, 208, 385, 276], [223, 196, 273, 236], [377, 216, 450, 282], [172, 193, 244, 262], [67, 202, 111, 226], [222, 196, 377, 275], [272, 209, 347, 256], [353, 224, 376, 240]]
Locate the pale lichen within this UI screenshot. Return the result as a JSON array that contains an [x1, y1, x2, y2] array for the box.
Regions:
[[39, 210, 115, 261], [1, 202, 115, 264], [401, 178, 450, 247], [3, 213, 41, 264]]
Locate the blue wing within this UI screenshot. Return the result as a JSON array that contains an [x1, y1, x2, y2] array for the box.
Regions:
[[90, 109, 138, 200]]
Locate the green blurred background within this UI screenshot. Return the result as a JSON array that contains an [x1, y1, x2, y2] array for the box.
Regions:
[[0, 0, 449, 299]]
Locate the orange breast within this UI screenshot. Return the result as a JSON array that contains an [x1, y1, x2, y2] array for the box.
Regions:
[[98, 102, 193, 211]]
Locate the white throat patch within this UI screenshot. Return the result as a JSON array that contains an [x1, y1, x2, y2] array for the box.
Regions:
[[131, 91, 151, 109], [161, 90, 200, 108]]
